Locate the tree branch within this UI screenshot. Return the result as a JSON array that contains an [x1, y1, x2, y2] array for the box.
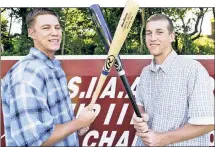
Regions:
[[190, 8, 204, 36], [191, 13, 204, 41], [1, 8, 6, 13], [180, 15, 186, 33]]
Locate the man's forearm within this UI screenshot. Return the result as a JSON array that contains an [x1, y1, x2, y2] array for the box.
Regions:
[[162, 123, 214, 145], [41, 119, 82, 146]]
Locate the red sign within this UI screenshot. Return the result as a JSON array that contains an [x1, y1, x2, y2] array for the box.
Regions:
[[1, 56, 214, 146]]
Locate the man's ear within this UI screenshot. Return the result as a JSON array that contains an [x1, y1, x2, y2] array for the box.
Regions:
[[28, 28, 35, 39], [170, 32, 175, 43]]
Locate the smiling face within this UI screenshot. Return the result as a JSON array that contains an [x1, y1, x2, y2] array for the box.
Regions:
[[145, 20, 175, 63], [28, 14, 62, 59]]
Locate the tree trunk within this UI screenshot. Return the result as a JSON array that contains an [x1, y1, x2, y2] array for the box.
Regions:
[[213, 8, 215, 20], [174, 34, 179, 54], [8, 14, 13, 36], [139, 8, 145, 54], [19, 8, 28, 35], [1, 44, 4, 52], [61, 8, 69, 55]]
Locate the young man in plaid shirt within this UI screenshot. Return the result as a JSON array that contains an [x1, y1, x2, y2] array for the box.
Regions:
[[1, 8, 96, 146]]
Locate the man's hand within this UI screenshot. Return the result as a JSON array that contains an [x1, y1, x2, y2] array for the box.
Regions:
[[133, 113, 149, 135], [140, 130, 167, 146], [77, 106, 96, 128], [78, 126, 90, 136]]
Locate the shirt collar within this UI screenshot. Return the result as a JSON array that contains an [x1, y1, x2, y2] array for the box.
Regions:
[[29, 47, 60, 69], [150, 50, 177, 73]]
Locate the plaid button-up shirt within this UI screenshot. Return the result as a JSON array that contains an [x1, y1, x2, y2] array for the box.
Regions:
[[136, 50, 214, 146], [1, 48, 79, 146]]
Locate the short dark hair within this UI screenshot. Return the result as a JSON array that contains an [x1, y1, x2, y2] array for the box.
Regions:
[[26, 8, 60, 28], [146, 14, 174, 33]]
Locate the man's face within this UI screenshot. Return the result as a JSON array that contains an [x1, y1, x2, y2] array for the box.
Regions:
[[145, 20, 174, 57], [28, 14, 62, 54]]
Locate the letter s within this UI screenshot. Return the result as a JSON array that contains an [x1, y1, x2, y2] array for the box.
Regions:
[[68, 76, 81, 99]]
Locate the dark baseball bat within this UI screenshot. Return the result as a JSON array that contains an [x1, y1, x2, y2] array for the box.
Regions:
[[89, 4, 142, 118]]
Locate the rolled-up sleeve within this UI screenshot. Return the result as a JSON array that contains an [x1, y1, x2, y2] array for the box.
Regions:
[[10, 82, 54, 146], [187, 62, 214, 120]]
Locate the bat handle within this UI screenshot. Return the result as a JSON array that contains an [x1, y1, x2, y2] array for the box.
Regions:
[[88, 91, 98, 111], [119, 75, 142, 117], [89, 74, 108, 111], [88, 103, 94, 111]]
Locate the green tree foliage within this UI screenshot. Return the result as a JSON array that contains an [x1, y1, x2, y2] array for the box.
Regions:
[[59, 8, 98, 55], [1, 15, 10, 52], [1, 8, 33, 56], [162, 8, 212, 54], [193, 36, 215, 54], [1, 8, 214, 56]]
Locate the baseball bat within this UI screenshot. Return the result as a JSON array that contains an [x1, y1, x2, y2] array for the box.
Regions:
[[89, 4, 142, 118], [88, 0, 139, 111]]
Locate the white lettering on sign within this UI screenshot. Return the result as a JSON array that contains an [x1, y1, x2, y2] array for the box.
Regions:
[[104, 104, 116, 125], [86, 77, 97, 98], [73, 103, 135, 125], [100, 77, 117, 98], [68, 76, 81, 98], [117, 103, 129, 125], [68, 76, 140, 99], [82, 130, 99, 146], [115, 131, 129, 146], [81, 131, 139, 146], [125, 77, 140, 98], [99, 131, 117, 146]]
